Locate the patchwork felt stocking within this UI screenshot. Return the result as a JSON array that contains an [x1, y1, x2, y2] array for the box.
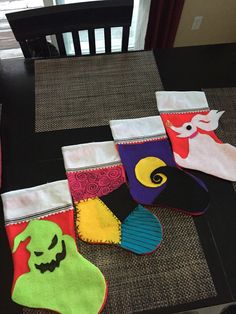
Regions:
[[1, 180, 107, 314], [110, 116, 209, 215], [156, 91, 236, 181], [62, 141, 163, 255]]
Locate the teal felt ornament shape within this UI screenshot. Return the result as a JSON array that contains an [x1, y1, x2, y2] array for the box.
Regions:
[[12, 220, 107, 314]]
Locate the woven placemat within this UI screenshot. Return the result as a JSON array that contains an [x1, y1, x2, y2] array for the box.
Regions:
[[23, 207, 216, 314], [35, 51, 163, 132], [203, 87, 236, 191]]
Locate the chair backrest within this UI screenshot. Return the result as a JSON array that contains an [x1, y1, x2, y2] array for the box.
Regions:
[[6, 0, 134, 58]]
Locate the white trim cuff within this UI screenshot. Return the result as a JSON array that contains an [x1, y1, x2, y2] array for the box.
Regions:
[[110, 116, 166, 142], [62, 141, 121, 170], [156, 91, 209, 113], [2, 180, 72, 224]]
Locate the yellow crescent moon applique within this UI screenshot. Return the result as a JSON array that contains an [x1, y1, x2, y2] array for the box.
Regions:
[[135, 157, 167, 188]]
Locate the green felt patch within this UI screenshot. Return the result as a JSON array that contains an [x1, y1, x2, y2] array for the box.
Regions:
[[12, 220, 107, 314]]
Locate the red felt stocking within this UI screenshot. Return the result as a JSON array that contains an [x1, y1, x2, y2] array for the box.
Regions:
[[2, 180, 107, 314], [156, 91, 236, 181]]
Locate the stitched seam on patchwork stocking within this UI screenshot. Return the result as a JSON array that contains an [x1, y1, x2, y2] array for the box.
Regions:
[[97, 198, 121, 244], [76, 199, 121, 244]]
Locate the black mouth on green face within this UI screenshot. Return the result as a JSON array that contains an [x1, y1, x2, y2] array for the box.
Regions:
[[34, 240, 66, 273]]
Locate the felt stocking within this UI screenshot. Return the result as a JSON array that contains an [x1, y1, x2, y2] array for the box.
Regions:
[[156, 91, 236, 181], [110, 116, 209, 215], [1, 180, 107, 314], [62, 141, 163, 255]]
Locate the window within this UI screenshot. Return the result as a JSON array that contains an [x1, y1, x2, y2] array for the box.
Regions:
[[0, 0, 142, 58], [0, 0, 44, 59], [57, 0, 140, 55]]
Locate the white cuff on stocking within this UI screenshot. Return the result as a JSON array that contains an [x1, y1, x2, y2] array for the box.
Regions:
[[2, 180, 72, 225], [62, 141, 121, 171], [156, 91, 209, 113], [110, 116, 166, 143]]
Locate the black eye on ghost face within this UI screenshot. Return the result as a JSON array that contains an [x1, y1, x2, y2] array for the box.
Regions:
[[34, 236, 67, 273], [186, 124, 192, 130], [34, 234, 58, 257], [34, 251, 43, 256], [48, 234, 58, 250]]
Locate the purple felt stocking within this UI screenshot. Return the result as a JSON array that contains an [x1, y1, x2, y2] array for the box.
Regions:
[[110, 116, 210, 215]]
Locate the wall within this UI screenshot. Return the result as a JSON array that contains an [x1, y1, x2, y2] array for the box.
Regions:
[[174, 0, 236, 47]]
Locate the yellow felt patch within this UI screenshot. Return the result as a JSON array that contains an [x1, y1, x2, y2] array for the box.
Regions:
[[76, 198, 121, 244], [135, 156, 167, 188]]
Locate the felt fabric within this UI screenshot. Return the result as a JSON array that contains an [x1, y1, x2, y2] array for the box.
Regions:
[[1, 180, 107, 314], [62, 141, 163, 254], [121, 205, 163, 254], [77, 197, 121, 244], [135, 156, 167, 188], [67, 165, 124, 203], [100, 183, 137, 222], [110, 116, 209, 215], [156, 91, 236, 181], [154, 166, 209, 214]]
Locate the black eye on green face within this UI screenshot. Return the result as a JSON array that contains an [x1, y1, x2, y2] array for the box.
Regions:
[[48, 234, 58, 250], [34, 251, 43, 256]]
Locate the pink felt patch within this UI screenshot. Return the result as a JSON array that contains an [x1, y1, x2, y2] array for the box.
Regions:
[[189, 130, 198, 139], [67, 165, 125, 202]]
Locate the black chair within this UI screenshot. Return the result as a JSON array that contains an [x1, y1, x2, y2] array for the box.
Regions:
[[6, 0, 133, 59]]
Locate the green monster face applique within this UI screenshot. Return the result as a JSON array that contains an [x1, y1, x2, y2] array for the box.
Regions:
[[13, 220, 66, 274], [34, 234, 66, 273], [12, 220, 107, 314]]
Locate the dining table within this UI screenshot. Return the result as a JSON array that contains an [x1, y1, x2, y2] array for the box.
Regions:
[[0, 43, 236, 314]]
